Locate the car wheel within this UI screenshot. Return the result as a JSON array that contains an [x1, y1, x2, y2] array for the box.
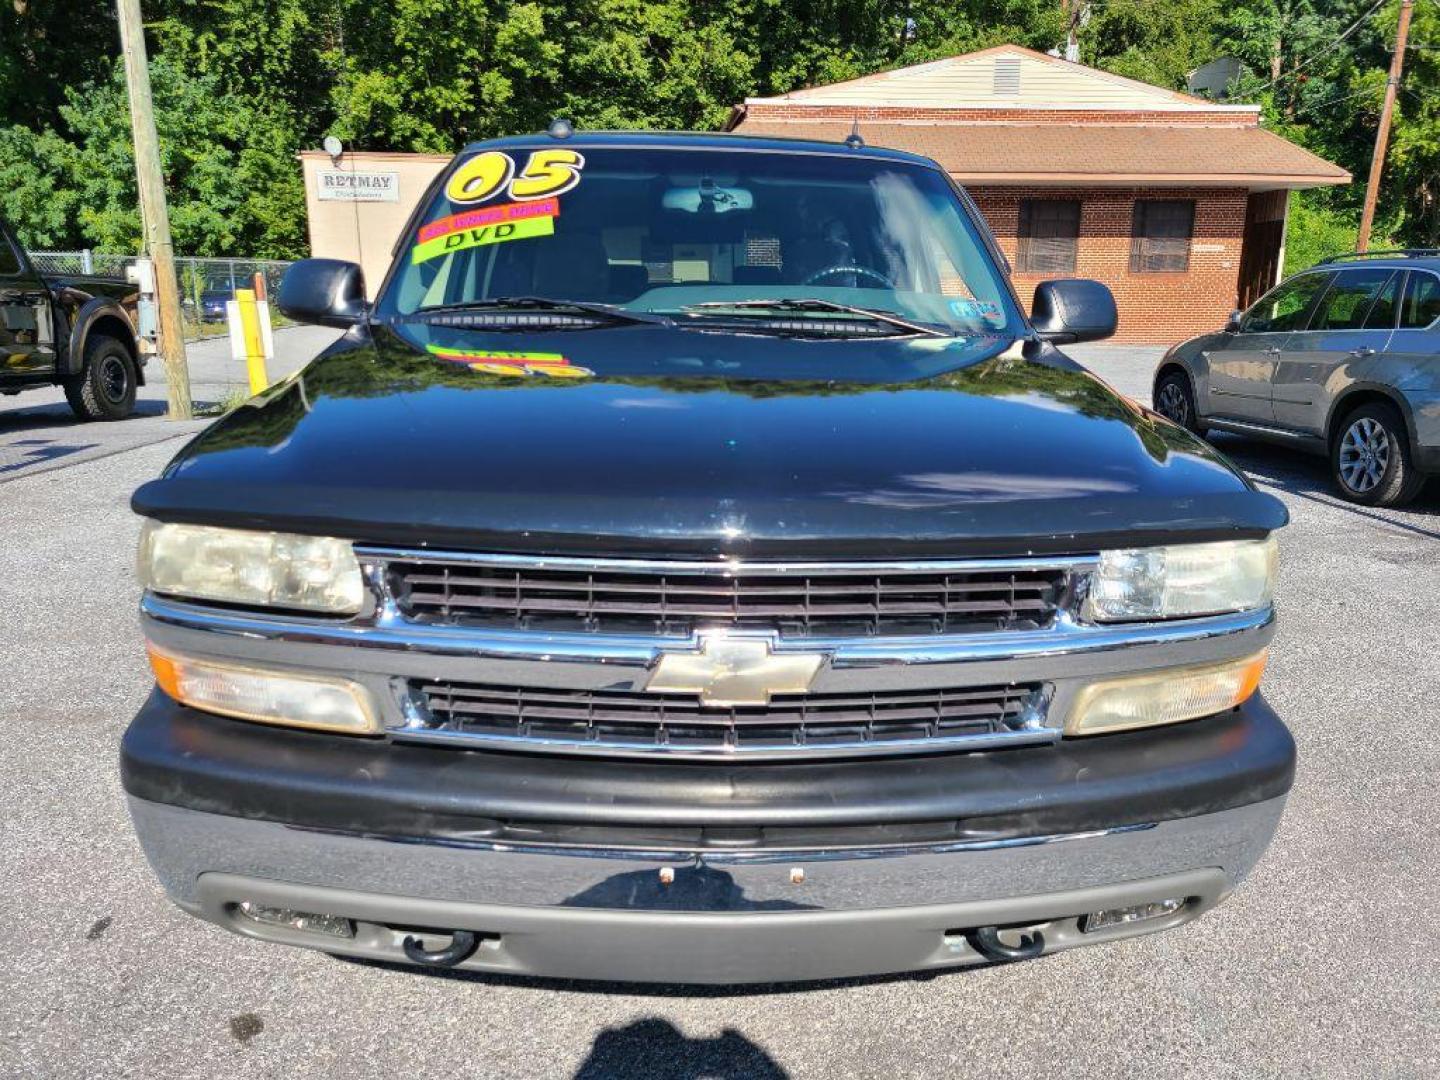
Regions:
[[1330, 402, 1425, 508], [1154, 370, 1207, 437], [63, 333, 138, 421]]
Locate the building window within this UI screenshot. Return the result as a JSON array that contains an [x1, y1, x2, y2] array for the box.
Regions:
[[1017, 199, 1080, 274], [1130, 199, 1195, 273]]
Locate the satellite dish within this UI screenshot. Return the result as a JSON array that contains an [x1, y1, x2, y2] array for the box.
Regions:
[[322, 135, 343, 160]]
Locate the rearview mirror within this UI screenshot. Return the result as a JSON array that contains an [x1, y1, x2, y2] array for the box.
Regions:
[[1029, 279, 1117, 344], [278, 258, 367, 328], [662, 180, 753, 214]]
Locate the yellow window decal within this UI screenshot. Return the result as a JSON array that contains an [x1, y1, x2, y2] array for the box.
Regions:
[[444, 150, 586, 206], [411, 199, 560, 265], [411, 194, 561, 264]]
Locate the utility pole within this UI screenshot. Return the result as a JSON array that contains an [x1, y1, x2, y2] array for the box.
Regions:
[[116, 0, 192, 419], [1357, 0, 1414, 253]]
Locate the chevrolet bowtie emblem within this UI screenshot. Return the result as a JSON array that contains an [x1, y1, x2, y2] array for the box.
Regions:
[[645, 634, 825, 707]]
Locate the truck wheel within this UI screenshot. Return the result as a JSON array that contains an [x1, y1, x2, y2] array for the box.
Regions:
[[1154, 370, 1207, 438], [64, 334, 138, 421], [1331, 402, 1425, 508]]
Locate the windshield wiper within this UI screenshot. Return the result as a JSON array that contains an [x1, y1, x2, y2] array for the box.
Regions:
[[681, 298, 949, 338], [414, 296, 674, 327]]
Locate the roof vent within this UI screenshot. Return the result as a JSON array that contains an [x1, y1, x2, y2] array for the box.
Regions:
[[993, 56, 1021, 96]]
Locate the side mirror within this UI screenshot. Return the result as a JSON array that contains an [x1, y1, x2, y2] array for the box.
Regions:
[[1029, 279, 1117, 344], [1225, 309, 1243, 333], [278, 258, 367, 328]]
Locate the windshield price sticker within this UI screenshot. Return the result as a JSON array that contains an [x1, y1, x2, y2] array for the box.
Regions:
[[426, 344, 594, 378], [411, 198, 560, 264]]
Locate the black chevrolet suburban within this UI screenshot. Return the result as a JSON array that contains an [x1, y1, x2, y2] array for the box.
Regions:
[[121, 131, 1294, 984]]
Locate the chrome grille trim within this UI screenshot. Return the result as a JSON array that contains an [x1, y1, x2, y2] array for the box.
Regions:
[[140, 592, 1275, 667], [363, 547, 1089, 640]]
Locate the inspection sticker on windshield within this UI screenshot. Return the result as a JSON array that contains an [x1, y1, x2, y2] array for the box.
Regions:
[[411, 198, 559, 265], [949, 299, 1003, 324], [426, 344, 593, 378]]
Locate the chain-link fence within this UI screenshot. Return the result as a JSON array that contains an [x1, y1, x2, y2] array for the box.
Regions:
[[29, 251, 293, 343]]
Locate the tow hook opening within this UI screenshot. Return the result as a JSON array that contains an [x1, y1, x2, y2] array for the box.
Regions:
[[965, 924, 1046, 963], [400, 927, 482, 968]]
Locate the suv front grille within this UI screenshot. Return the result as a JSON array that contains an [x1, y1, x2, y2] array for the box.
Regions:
[[383, 558, 1070, 638], [404, 679, 1050, 757]]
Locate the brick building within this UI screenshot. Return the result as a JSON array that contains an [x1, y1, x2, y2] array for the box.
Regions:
[[726, 45, 1350, 343]]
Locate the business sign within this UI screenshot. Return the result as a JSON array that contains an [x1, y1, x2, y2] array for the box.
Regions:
[[316, 170, 400, 202]]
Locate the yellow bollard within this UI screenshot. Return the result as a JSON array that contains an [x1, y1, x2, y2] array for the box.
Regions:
[[235, 287, 269, 394]]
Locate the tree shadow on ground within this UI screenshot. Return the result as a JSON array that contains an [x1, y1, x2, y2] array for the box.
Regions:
[[1209, 432, 1440, 534]]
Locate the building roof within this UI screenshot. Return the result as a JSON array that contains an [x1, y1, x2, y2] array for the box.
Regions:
[[743, 45, 1256, 114], [731, 118, 1350, 189]]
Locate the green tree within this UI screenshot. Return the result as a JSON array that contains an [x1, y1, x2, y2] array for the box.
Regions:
[[0, 58, 306, 257]]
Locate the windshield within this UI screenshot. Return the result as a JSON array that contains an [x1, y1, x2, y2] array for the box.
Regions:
[[375, 145, 1019, 336]]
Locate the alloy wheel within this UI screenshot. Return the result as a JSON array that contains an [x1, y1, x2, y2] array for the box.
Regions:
[[1158, 382, 1188, 426], [1337, 417, 1391, 493]]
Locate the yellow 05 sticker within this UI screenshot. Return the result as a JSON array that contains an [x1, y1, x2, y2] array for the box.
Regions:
[[445, 149, 585, 206]]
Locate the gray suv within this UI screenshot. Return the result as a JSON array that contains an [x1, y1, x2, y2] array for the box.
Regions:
[[1153, 251, 1440, 507]]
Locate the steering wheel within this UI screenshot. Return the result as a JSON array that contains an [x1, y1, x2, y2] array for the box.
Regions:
[[801, 264, 894, 288]]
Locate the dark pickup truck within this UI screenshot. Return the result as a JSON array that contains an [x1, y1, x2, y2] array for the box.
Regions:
[[122, 131, 1293, 984], [0, 219, 145, 420]]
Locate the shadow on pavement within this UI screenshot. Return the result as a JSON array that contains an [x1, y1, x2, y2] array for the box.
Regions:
[[0, 397, 171, 431], [573, 1018, 788, 1079], [335, 953, 974, 997], [0, 438, 99, 475], [1208, 432, 1440, 535]]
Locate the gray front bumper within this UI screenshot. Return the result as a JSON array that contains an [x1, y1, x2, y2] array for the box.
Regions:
[[130, 794, 1286, 984]]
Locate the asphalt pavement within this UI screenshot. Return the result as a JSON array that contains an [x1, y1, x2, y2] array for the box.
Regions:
[[1, 337, 1436, 1079], [0, 326, 339, 484]]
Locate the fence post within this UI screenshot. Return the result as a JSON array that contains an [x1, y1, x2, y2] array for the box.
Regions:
[[81, 249, 93, 275]]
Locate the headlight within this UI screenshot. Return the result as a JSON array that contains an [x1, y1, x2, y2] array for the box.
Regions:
[[1066, 650, 1267, 736], [147, 645, 380, 734], [138, 521, 365, 615], [1084, 537, 1276, 622]]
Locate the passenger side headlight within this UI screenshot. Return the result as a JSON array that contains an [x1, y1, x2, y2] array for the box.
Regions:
[[1084, 537, 1276, 622], [138, 521, 365, 615]]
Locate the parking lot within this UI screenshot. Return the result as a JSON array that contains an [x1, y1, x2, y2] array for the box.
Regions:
[[1, 331, 1436, 1079]]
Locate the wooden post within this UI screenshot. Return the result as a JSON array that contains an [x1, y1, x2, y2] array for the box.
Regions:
[[116, 0, 192, 418], [1357, 0, 1414, 253]]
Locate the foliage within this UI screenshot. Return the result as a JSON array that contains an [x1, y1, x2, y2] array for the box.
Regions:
[[0, 0, 1435, 261], [1, 56, 306, 257], [1284, 193, 1360, 272]]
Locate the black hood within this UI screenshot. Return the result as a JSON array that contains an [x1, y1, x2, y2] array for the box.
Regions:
[[134, 321, 1285, 557]]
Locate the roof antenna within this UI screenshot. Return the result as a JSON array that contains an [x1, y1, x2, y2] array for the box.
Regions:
[[547, 117, 574, 139], [844, 114, 864, 149]]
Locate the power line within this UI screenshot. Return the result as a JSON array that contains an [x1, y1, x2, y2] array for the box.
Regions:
[[1301, 83, 1387, 112], [1250, 0, 1388, 94]]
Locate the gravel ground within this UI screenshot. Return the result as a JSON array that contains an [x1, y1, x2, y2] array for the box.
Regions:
[[0, 343, 1436, 1080]]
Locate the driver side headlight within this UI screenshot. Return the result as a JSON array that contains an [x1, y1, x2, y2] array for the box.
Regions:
[[137, 521, 365, 615], [1084, 537, 1277, 622]]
